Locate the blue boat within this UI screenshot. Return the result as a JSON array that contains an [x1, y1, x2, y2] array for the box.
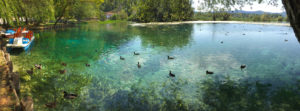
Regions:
[[6, 29, 35, 51], [4, 30, 16, 38]]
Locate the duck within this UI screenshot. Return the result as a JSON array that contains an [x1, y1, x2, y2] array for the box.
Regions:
[[35, 64, 42, 69], [169, 71, 175, 77], [120, 56, 125, 60], [167, 56, 175, 60], [63, 91, 78, 99], [284, 39, 288, 42], [242, 33, 246, 35], [61, 62, 67, 66], [26, 68, 34, 74], [59, 69, 66, 74], [137, 62, 141, 68], [45, 102, 56, 108], [134, 52, 140, 55], [206, 70, 214, 75], [220, 41, 224, 44], [240, 64, 246, 70], [86, 63, 90, 67]]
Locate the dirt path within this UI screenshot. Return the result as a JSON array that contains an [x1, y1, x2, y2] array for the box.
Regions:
[[0, 50, 14, 110], [0, 50, 15, 111]]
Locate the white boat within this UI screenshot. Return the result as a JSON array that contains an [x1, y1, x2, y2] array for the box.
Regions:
[[4, 29, 16, 38], [6, 28, 35, 51], [6, 36, 35, 50]]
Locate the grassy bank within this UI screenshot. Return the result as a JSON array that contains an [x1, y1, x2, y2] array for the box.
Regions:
[[99, 20, 127, 24]]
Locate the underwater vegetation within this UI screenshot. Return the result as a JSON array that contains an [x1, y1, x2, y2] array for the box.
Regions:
[[11, 23, 300, 110]]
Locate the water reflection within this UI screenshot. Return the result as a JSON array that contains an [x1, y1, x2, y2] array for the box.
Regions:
[[134, 25, 192, 51]]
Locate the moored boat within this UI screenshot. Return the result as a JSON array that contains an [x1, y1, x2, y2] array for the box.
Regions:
[[4, 29, 16, 38], [6, 27, 35, 51]]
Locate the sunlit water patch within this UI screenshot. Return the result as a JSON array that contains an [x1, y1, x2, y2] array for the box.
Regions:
[[11, 22, 300, 110]]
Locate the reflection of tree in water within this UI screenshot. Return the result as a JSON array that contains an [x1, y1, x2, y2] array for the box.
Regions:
[[133, 24, 193, 51]]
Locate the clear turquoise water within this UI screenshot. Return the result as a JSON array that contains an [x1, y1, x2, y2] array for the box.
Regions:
[[11, 22, 300, 110]]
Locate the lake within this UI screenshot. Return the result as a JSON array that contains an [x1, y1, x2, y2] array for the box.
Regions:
[[11, 22, 300, 110]]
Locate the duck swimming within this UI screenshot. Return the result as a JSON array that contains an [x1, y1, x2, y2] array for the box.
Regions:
[[45, 102, 56, 108], [35, 64, 42, 69], [168, 56, 175, 60], [137, 62, 141, 68], [120, 56, 125, 60], [59, 69, 66, 74], [240, 64, 246, 70], [86, 64, 90, 67], [134, 52, 140, 55], [61, 62, 67, 66], [206, 70, 214, 75], [63, 91, 78, 99], [169, 71, 175, 77]]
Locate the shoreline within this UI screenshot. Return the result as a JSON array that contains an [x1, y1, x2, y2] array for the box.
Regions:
[[130, 21, 291, 27]]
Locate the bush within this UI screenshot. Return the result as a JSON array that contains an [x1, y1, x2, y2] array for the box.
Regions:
[[260, 14, 271, 21], [99, 11, 107, 21], [110, 14, 118, 20], [118, 10, 128, 20], [277, 16, 283, 22], [252, 15, 261, 21]]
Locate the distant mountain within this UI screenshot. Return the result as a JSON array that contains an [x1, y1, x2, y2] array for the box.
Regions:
[[230, 10, 287, 17]]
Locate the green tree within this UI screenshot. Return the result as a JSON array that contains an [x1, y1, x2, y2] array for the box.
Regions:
[[133, 0, 193, 22]]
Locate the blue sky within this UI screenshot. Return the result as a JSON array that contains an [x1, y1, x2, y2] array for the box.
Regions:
[[192, 0, 285, 13]]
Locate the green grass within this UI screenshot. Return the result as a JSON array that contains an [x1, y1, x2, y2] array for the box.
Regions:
[[99, 20, 127, 24]]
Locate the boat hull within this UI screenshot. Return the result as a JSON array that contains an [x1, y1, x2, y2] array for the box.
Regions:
[[6, 36, 35, 51]]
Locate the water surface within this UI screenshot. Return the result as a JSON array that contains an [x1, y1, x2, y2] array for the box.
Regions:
[[12, 22, 300, 110]]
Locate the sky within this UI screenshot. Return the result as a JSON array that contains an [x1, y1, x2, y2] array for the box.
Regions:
[[192, 0, 285, 13]]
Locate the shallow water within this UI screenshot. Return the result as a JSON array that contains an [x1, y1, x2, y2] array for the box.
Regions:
[[11, 22, 300, 110]]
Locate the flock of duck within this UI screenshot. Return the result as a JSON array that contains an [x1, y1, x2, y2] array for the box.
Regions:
[[26, 61, 80, 108], [26, 49, 248, 108], [22, 25, 292, 108], [28, 31, 283, 108], [120, 51, 246, 77]]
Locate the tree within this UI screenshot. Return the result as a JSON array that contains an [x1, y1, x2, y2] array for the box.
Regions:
[[53, 0, 77, 25], [133, 0, 193, 22], [0, 0, 104, 27]]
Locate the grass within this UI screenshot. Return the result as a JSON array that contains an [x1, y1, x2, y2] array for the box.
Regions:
[[99, 20, 127, 24]]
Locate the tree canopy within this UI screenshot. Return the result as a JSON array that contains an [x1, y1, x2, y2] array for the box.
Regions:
[[0, 0, 104, 27]]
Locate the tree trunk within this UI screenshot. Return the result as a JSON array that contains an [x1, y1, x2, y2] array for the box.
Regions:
[[25, 16, 28, 25], [54, 4, 68, 26], [282, 0, 300, 41]]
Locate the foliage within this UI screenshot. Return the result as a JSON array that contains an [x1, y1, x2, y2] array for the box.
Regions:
[[99, 0, 193, 22], [199, 0, 280, 20], [193, 12, 288, 22], [0, 0, 104, 28], [131, 0, 193, 22]]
